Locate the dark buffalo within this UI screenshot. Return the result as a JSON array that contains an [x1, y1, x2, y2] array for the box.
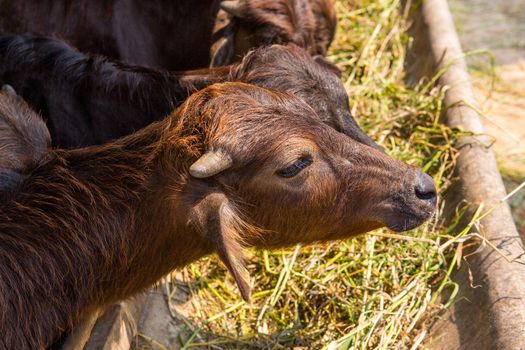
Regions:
[[0, 0, 337, 69], [0, 34, 379, 150]]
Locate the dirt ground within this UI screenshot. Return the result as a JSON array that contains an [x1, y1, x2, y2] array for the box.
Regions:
[[450, 0, 525, 235], [471, 63, 525, 234]]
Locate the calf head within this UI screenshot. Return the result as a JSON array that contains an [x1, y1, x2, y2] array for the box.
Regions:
[[182, 83, 436, 300], [0, 85, 50, 192], [211, 0, 336, 65], [230, 44, 382, 150]]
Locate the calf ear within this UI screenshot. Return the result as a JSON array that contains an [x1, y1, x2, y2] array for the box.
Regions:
[[190, 193, 251, 301]]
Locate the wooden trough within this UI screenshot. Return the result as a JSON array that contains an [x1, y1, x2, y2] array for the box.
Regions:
[[62, 0, 525, 348]]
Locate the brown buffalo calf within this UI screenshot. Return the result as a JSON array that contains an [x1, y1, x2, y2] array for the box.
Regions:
[[0, 82, 435, 349], [0, 34, 378, 150]]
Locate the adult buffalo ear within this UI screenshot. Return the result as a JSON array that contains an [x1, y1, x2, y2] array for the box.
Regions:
[[189, 192, 251, 301], [313, 55, 342, 79]]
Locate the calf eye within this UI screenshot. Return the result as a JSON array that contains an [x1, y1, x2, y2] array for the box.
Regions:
[[276, 157, 313, 178]]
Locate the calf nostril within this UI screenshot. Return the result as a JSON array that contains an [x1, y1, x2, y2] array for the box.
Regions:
[[415, 172, 437, 201]]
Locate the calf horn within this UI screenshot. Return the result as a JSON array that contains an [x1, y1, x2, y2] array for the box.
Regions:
[[189, 150, 233, 178], [220, 0, 245, 18]]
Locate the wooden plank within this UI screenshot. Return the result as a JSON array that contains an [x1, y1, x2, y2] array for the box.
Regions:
[[408, 1, 525, 349]]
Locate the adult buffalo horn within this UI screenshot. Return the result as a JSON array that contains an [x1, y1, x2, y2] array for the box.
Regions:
[[220, 0, 245, 18], [189, 150, 233, 178]]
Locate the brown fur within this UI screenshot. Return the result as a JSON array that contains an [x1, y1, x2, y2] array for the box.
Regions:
[[0, 86, 49, 193], [0, 82, 434, 348], [211, 0, 337, 65]]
